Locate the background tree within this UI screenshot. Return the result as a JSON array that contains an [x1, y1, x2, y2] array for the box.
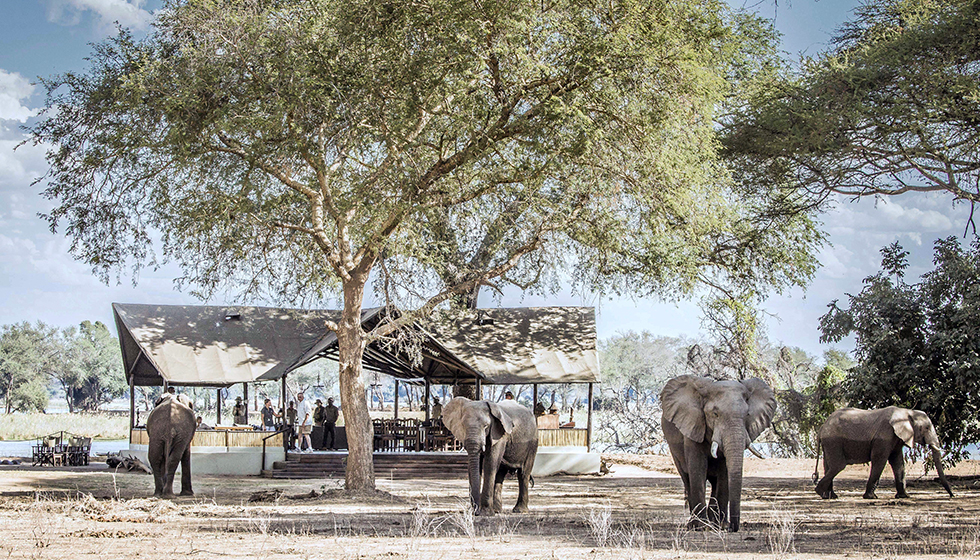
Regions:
[[0, 322, 56, 413], [40, 321, 126, 413], [821, 238, 980, 461], [30, 0, 821, 490], [595, 332, 687, 453], [722, 0, 980, 218]]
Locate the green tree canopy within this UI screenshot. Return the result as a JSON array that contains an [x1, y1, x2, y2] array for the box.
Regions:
[[29, 0, 821, 489], [65, 321, 127, 413], [820, 238, 980, 461], [0, 322, 56, 413], [722, 0, 980, 211]]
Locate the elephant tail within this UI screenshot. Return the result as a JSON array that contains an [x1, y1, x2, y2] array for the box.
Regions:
[[530, 475, 535, 489], [811, 434, 821, 485]]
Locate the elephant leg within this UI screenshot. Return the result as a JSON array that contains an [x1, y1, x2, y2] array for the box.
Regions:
[[479, 445, 505, 516], [492, 466, 508, 513], [684, 442, 709, 529], [707, 474, 721, 526], [713, 462, 730, 530], [815, 446, 844, 499], [179, 444, 194, 496], [864, 447, 890, 499], [513, 468, 531, 513], [889, 447, 909, 499]]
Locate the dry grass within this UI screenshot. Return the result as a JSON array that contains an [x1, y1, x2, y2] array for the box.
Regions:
[[1, 457, 979, 559], [0, 412, 128, 441]]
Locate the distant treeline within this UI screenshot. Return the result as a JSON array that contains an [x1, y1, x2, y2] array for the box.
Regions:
[[0, 320, 125, 414]]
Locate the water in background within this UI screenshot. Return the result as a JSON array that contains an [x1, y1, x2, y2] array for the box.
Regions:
[[0, 439, 129, 458]]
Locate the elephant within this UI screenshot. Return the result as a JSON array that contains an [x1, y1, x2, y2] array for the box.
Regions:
[[661, 375, 777, 533], [813, 406, 953, 500], [145, 392, 197, 498], [442, 396, 538, 515]]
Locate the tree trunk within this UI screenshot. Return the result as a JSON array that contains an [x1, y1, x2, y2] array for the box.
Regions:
[[337, 273, 375, 491]]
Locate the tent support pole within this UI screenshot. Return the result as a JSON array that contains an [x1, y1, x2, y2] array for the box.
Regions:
[[243, 382, 249, 422], [281, 375, 287, 413], [394, 380, 399, 420], [216, 389, 222, 426], [533, 384, 538, 409], [587, 383, 594, 453], [424, 379, 431, 422], [129, 374, 135, 436], [475, 377, 482, 400]]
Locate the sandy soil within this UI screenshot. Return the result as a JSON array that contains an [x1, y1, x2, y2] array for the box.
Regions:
[[1, 454, 979, 559]]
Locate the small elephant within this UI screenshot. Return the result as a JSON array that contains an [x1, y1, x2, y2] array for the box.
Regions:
[[146, 392, 197, 498], [661, 375, 776, 533], [442, 396, 538, 515], [813, 406, 953, 500]]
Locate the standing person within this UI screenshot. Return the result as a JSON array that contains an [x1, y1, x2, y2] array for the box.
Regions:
[[285, 401, 297, 450], [431, 396, 442, 419], [323, 397, 340, 450], [295, 392, 313, 453], [312, 399, 325, 450], [232, 396, 247, 425], [261, 398, 277, 431], [504, 391, 514, 400]]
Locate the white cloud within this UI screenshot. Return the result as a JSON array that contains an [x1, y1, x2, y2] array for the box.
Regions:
[[0, 70, 35, 123], [46, 0, 153, 32]]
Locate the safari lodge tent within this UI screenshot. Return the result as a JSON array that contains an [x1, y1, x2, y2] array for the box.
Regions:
[[114, 303, 601, 477]]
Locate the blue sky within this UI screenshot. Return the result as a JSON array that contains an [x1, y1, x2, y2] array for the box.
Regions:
[[0, 0, 971, 360]]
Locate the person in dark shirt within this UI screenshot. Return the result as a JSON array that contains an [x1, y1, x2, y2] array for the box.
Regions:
[[323, 397, 340, 450], [261, 398, 278, 431]]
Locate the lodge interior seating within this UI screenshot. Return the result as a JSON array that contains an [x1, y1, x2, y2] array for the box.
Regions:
[[373, 418, 423, 452], [32, 431, 91, 467], [423, 419, 462, 452]]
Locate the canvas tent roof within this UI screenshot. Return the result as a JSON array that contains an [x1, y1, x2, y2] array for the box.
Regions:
[[114, 302, 599, 388], [423, 307, 600, 385], [113, 303, 338, 387], [259, 307, 485, 385]]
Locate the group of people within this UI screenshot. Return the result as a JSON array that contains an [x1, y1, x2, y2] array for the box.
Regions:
[[266, 393, 341, 452]]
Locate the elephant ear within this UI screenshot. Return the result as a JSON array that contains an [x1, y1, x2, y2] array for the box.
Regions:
[[442, 397, 469, 442], [660, 375, 708, 443], [487, 401, 515, 442], [743, 378, 777, 442], [890, 409, 915, 447]]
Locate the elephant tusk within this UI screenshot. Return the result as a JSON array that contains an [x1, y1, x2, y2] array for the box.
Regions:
[[747, 443, 765, 459], [710, 441, 719, 459]]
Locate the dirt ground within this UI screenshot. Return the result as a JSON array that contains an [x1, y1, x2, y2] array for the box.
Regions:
[[2, 454, 979, 559]]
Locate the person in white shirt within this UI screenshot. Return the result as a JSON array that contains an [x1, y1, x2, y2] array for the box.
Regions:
[[295, 392, 313, 453]]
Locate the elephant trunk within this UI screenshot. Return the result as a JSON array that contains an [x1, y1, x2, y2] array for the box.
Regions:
[[723, 428, 747, 533], [930, 445, 954, 498], [466, 442, 482, 510]]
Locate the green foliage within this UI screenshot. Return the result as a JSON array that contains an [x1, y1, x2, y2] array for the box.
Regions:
[[28, 0, 821, 315], [0, 322, 56, 413], [65, 321, 127, 412], [722, 0, 980, 206], [820, 238, 980, 461], [0, 321, 124, 413]]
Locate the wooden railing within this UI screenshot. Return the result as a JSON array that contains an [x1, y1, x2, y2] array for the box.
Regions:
[[537, 428, 588, 447], [130, 428, 282, 448]]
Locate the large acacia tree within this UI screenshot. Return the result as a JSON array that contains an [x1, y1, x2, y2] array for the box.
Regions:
[[29, 0, 820, 490], [722, 0, 980, 213]]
